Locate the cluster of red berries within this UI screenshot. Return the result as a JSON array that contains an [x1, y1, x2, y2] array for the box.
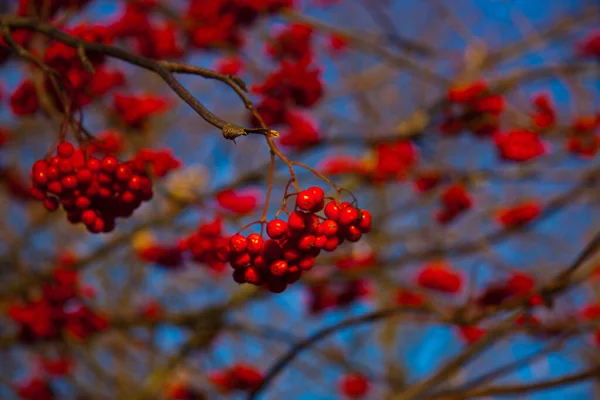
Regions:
[[9, 263, 107, 342], [208, 363, 263, 393], [218, 186, 372, 293], [30, 142, 153, 233]]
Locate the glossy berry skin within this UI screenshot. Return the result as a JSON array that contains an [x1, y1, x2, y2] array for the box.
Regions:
[[101, 156, 119, 174], [229, 234, 248, 253], [296, 189, 317, 211], [319, 220, 338, 237], [324, 201, 341, 221], [339, 373, 370, 398], [339, 206, 359, 226], [266, 219, 288, 239], [287, 211, 306, 233], [358, 210, 372, 233], [307, 186, 325, 212], [298, 235, 316, 252], [57, 142, 74, 158], [270, 260, 288, 276], [246, 233, 263, 254]]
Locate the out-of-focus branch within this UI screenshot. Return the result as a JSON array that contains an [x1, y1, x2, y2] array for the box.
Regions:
[[0, 15, 277, 141]]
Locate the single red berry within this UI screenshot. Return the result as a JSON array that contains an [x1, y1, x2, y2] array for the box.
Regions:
[[233, 269, 246, 284], [288, 211, 306, 233], [61, 175, 78, 190], [282, 243, 302, 262], [324, 236, 340, 252], [47, 181, 63, 195], [284, 266, 302, 284], [308, 186, 325, 212], [319, 220, 339, 236], [315, 235, 327, 248], [266, 219, 288, 239], [121, 191, 136, 203], [76, 196, 91, 209], [101, 156, 119, 174], [270, 260, 289, 276], [30, 187, 46, 200], [82, 210, 97, 226], [57, 142, 74, 158], [32, 160, 48, 172], [324, 201, 341, 221], [298, 256, 315, 271], [247, 233, 263, 254], [298, 235, 316, 251], [296, 189, 317, 211], [90, 217, 105, 234], [128, 176, 142, 191], [244, 267, 263, 285], [49, 156, 61, 166], [344, 225, 363, 242], [339, 373, 370, 398], [339, 206, 359, 226], [231, 252, 252, 269], [86, 157, 101, 172], [58, 158, 74, 175], [32, 170, 48, 186], [304, 213, 320, 234], [97, 172, 113, 186], [253, 254, 268, 270], [115, 164, 132, 182], [229, 234, 248, 253], [358, 210, 372, 233], [47, 166, 60, 180], [76, 168, 93, 185], [267, 278, 287, 293], [263, 239, 282, 260], [43, 197, 59, 212]]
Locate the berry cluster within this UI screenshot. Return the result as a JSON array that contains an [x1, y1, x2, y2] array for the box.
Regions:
[[219, 187, 372, 293], [208, 363, 263, 394], [30, 142, 154, 233], [9, 264, 108, 342]]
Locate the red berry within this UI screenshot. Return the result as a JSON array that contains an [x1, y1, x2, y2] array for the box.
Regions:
[[308, 186, 325, 212], [304, 213, 320, 234], [57, 142, 74, 158], [319, 220, 338, 237], [231, 252, 252, 269], [101, 156, 119, 173], [32, 170, 48, 186], [263, 239, 282, 260], [233, 269, 246, 284], [86, 157, 101, 172], [76, 196, 91, 209], [230, 234, 248, 253], [358, 210, 372, 233], [253, 254, 267, 270], [284, 266, 302, 284], [244, 267, 263, 285], [282, 243, 302, 262], [339, 373, 370, 398], [61, 175, 78, 190], [128, 176, 142, 191], [216, 245, 231, 262], [47, 181, 63, 195], [296, 189, 316, 211], [270, 260, 288, 276], [267, 278, 287, 293], [298, 256, 315, 271], [76, 168, 93, 185], [339, 206, 359, 226], [298, 235, 316, 252], [47, 166, 60, 180], [43, 197, 59, 212], [115, 165, 132, 182], [32, 160, 48, 172], [315, 235, 327, 248], [82, 210, 97, 226], [266, 219, 288, 239], [344, 225, 362, 242], [324, 236, 340, 252], [30, 187, 46, 200], [247, 234, 263, 254], [287, 211, 306, 233], [121, 191, 136, 203], [58, 158, 74, 175], [324, 201, 341, 220]]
